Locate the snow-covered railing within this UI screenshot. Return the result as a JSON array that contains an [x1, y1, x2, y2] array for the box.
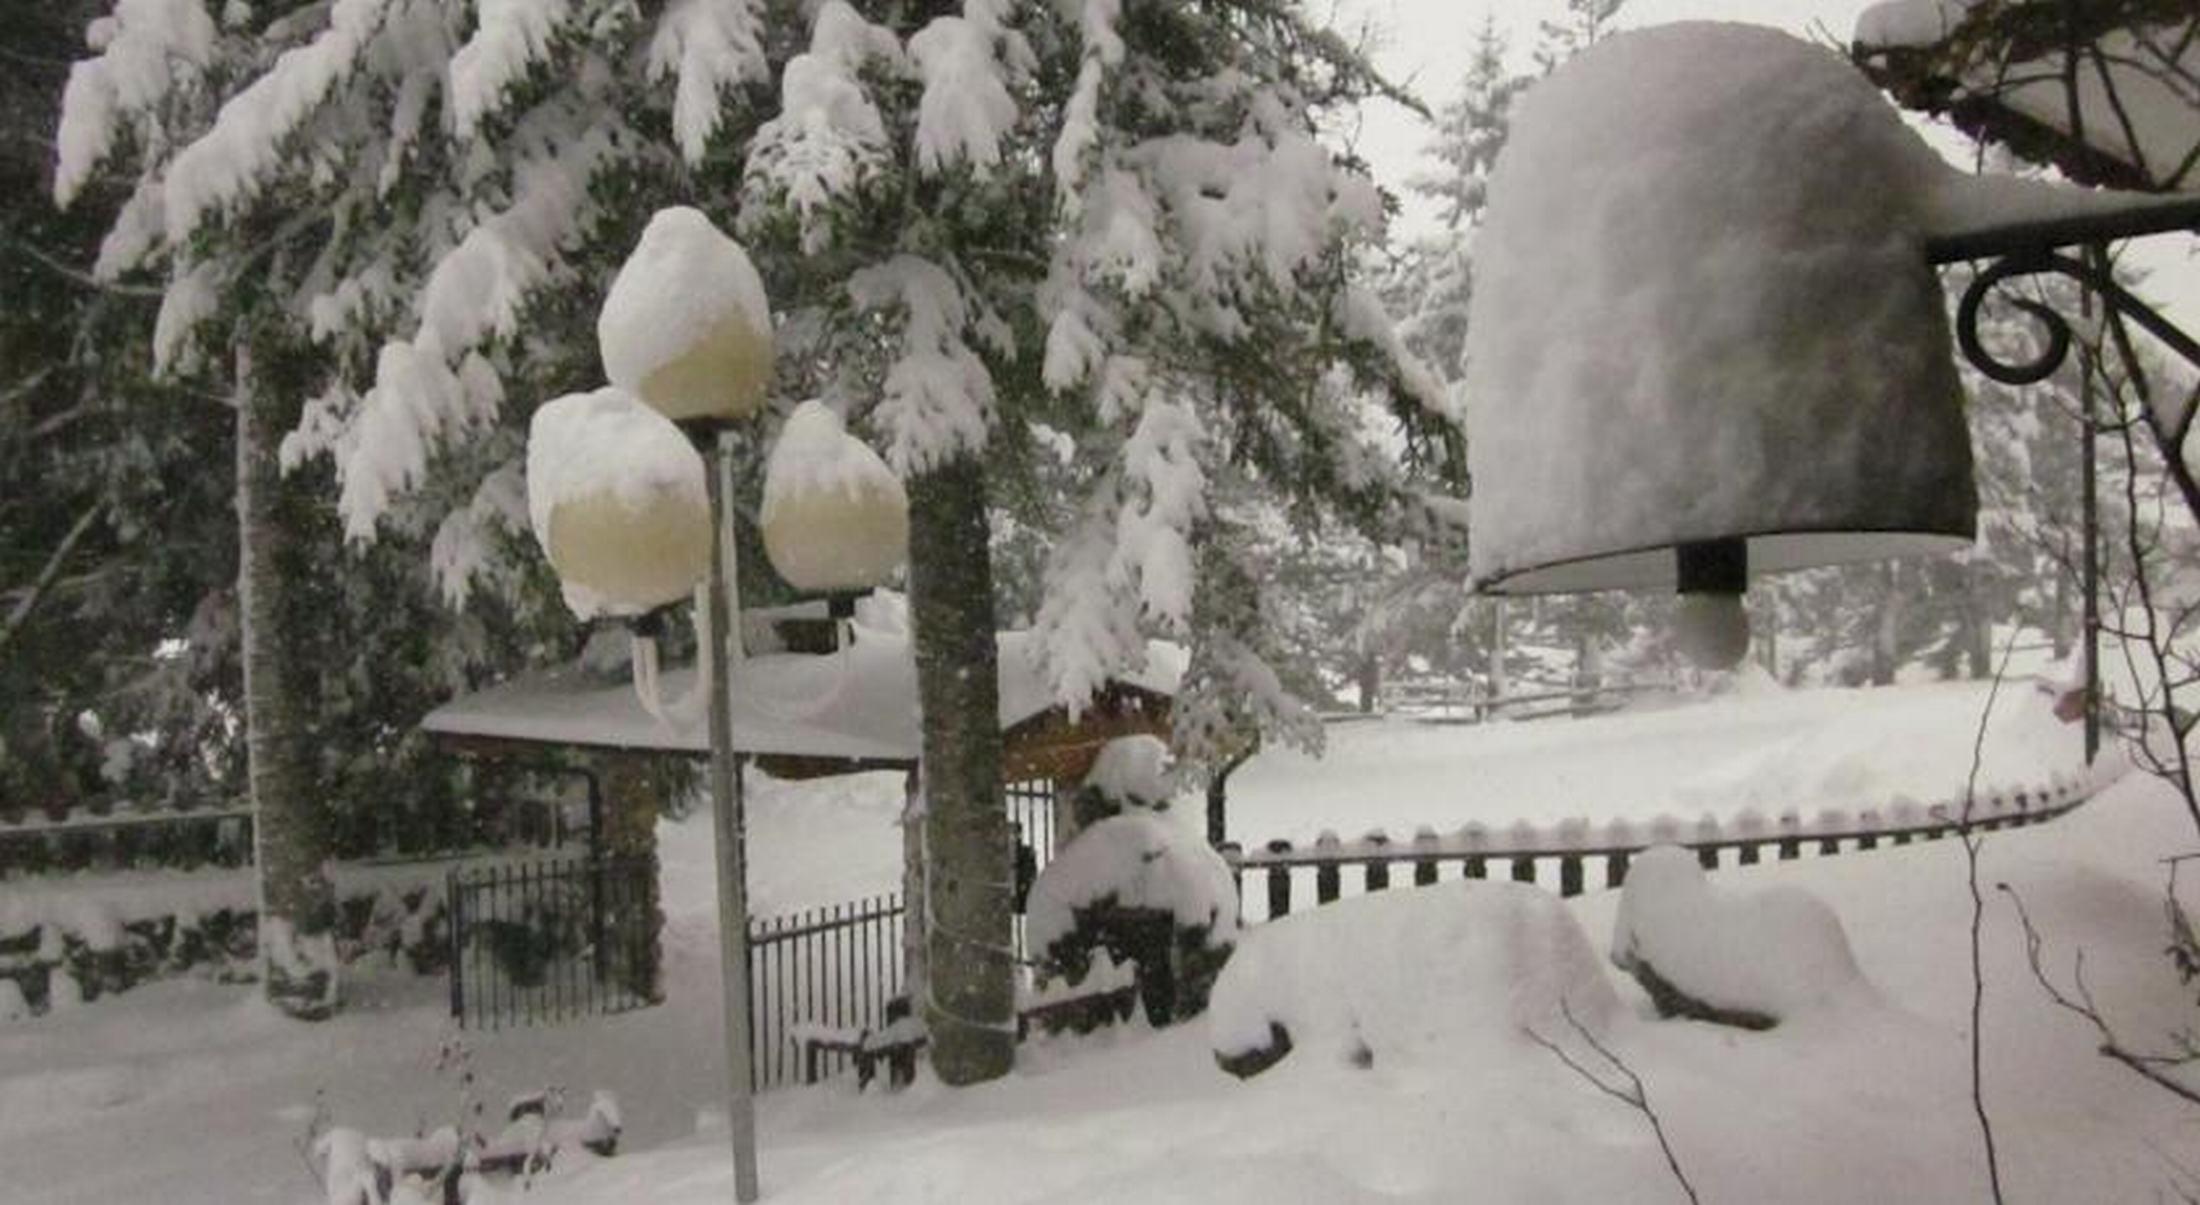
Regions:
[[1222, 773, 2098, 922], [0, 806, 254, 878], [1386, 678, 1675, 725]]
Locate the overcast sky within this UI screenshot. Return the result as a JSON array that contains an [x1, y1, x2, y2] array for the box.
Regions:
[[1328, 0, 2200, 327]]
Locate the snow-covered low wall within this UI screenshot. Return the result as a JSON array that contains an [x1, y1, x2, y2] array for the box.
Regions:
[[0, 862, 455, 1021], [1225, 769, 2106, 921]]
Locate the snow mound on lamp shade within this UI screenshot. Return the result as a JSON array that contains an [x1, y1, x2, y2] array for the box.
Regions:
[[526, 386, 709, 619], [1466, 21, 1973, 588], [1208, 880, 1618, 1075], [597, 206, 773, 420], [759, 401, 908, 591], [1026, 813, 1238, 958], [1612, 845, 1879, 1026]]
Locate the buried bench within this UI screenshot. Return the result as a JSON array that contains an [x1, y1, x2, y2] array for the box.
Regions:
[[793, 983, 1141, 1088]]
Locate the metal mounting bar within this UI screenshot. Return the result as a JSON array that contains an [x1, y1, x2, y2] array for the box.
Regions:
[[1924, 195, 2200, 267]]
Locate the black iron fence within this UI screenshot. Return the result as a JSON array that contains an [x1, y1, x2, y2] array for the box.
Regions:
[[1007, 778, 1056, 868], [745, 780, 1056, 1090], [748, 895, 908, 1089], [448, 856, 658, 1030], [1223, 776, 2096, 922]]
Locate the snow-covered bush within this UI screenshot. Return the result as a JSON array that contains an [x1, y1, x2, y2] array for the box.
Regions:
[[1026, 811, 1238, 1029], [1208, 879, 1618, 1078], [1612, 845, 1879, 1029]]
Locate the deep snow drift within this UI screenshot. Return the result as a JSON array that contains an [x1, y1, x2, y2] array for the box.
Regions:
[[0, 682, 2166, 1205]]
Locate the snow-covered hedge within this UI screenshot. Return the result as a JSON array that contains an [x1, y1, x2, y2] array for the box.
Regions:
[[0, 872, 448, 1019], [1208, 879, 1618, 1078], [1610, 845, 1878, 1028], [1026, 812, 1238, 1028]]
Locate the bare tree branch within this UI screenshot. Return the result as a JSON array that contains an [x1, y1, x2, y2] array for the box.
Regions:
[[1959, 625, 2022, 1205], [1999, 883, 2200, 1108], [0, 501, 104, 664], [1525, 1000, 1701, 1205]]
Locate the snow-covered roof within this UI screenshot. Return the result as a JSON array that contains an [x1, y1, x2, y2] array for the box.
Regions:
[[421, 623, 1186, 768], [1855, 1, 2200, 194]]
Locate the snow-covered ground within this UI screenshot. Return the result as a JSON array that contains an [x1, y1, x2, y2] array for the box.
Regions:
[[1229, 675, 2087, 846], [0, 679, 2173, 1204], [734, 673, 2093, 918], [545, 769, 2200, 1204]]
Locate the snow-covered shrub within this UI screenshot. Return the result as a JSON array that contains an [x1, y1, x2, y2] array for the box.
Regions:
[[1208, 879, 1618, 1078], [1611, 845, 1879, 1029], [1026, 812, 1238, 1028]]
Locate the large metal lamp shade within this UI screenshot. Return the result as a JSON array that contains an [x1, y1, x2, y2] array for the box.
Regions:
[[598, 206, 775, 424], [759, 401, 909, 594], [1465, 23, 1978, 667], [525, 386, 712, 618]]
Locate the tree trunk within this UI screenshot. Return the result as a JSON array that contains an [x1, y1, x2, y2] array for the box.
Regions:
[[1870, 565, 1900, 687], [907, 454, 1014, 1085], [598, 753, 664, 1003], [1353, 651, 1379, 714], [1490, 598, 1510, 702], [1962, 562, 1993, 680], [901, 769, 926, 1016], [2050, 549, 2072, 661], [237, 338, 339, 1019]]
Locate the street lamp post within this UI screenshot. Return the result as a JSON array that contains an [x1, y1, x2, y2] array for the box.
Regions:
[[586, 206, 779, 1201], [697, 426, 760, 1202]]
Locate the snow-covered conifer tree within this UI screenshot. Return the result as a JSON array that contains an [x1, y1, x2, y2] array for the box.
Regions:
[[1391, 15, 1520, 387], [52, 0, 777, 1017], [738, 0, 1460, 1082]]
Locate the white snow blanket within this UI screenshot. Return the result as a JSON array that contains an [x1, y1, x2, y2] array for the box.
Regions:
[[1612, 845, 1879, 1025], [1208, 880, 1618, 1074]]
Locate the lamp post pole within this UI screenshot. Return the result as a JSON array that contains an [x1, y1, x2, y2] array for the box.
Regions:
[[700, 426, 761, 1202]]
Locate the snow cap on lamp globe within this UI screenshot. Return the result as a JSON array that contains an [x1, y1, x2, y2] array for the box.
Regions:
[[760, 400, 909, 593], [526, 386, 711, 619], [1464, 22, 1976, 600], [598, 206, 774, 423]]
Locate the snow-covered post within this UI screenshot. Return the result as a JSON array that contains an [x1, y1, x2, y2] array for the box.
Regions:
[[590, 207, 776, 1203]]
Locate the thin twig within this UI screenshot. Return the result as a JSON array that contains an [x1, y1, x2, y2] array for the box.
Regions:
[[1960, 624, 2022, 1205], [1999, 883, 2200, 1107], [0, 501, 103, 663], [1524, 1000, 1701, 1205]]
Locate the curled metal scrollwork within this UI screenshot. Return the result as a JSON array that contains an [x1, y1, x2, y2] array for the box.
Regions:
[[1953, 253, 2072, 386], [1949, 248, 2200, 387]]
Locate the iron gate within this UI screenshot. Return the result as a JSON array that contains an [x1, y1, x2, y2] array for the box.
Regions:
[[448, 855, 658, 1029]]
